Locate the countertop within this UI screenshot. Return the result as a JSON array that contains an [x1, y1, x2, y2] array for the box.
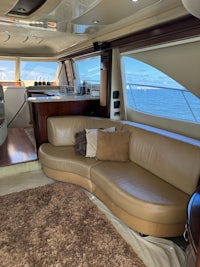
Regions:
[[28, 94, 99, 103], [27, 87, 100, 103]]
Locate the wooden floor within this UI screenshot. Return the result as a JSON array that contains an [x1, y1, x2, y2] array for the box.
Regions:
[[0, 128, 37, 167]]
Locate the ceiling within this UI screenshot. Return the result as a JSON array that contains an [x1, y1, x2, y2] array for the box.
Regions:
[[0, 0, 193, 58]]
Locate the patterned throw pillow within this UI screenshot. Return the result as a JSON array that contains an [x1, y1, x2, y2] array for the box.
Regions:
[[74, 130, 87, 156]]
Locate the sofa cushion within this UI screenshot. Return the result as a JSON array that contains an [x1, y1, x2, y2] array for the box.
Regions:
[[39, 143, 100, 178], [123, 124, 200, 195], [47, 116, 123, 146], [96, 130, 130, 161], [90, 161, 190, 224]]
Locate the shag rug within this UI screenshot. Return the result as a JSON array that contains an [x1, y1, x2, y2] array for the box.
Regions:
[[0, 182, 146, 267]]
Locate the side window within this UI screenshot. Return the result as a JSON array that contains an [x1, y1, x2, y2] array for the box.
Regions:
[[0, 60, 15, 81], [20, 61, 58, 85], [122, 56, 200, 123], [73, 56, 100, 95]]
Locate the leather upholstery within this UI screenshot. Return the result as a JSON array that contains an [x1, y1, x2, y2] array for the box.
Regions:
[[124, 125, 200, 195], [47, 116, 123, 146], [39, 144, 100, 178], [90, 161, 190, 224], [38, 115, 200, 237]]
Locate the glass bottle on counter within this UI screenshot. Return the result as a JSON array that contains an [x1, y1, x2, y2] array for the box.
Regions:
[[38, 77, 42, 86], [47, 78, 51, 86]]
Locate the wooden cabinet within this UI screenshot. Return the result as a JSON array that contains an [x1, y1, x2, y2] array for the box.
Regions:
[[30, 99, 100, 150]]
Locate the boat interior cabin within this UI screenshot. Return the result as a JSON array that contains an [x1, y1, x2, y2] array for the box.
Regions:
[[0, 0, 200, 267]]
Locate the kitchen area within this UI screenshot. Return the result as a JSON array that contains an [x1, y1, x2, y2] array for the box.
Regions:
[[27, 84, 101, 150]]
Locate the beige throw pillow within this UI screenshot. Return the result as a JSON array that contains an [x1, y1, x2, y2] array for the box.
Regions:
[[85, 127, 115, 157], [96, 130, 130, 161]]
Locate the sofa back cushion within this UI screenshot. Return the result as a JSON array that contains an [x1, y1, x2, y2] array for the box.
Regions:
[[127, 126, 200, 195], [47, 116, 123, 146]]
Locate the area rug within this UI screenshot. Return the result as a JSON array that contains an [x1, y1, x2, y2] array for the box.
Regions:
[[0, 182, 146, 267]]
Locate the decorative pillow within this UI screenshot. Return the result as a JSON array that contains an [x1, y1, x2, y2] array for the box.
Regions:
[[96, 130, 130, 162], [74, 130, 87, 155], [85, 127, 115, 157]]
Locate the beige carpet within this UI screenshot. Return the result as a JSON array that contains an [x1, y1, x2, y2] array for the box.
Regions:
[[0, 182, 146, 267]]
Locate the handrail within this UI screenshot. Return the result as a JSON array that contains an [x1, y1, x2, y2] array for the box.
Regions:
[[126, 82, 199, 122]]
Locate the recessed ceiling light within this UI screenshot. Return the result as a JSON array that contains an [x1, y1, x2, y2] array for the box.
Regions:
[[130, 0, 139, 2], [91, 20, 100, 24]]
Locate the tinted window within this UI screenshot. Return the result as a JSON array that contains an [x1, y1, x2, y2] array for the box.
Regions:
[[122, 56, 200, 123], [0, 60, 15, 81], [20, 61, 57, 83]]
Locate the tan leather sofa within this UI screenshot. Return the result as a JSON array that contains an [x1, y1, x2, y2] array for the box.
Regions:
[[38, 116, 200, 237]]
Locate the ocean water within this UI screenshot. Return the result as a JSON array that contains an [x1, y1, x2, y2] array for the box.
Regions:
[[123, 56, 200, 123], [126, 89, 200, 123]]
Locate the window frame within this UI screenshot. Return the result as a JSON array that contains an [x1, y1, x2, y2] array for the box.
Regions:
[[120, 49, 200, 140], [0, 56, 58, 85], [121, 55, 200, 124]]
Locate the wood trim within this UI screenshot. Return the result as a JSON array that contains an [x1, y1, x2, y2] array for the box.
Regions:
[[117, 15, 200, 53], [60, 15, 200, 61], [31, 99, 101, 150]]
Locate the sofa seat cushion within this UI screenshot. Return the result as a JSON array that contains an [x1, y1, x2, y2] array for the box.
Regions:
[[90, 161, 190, 225], [39, 143, 100, 178]]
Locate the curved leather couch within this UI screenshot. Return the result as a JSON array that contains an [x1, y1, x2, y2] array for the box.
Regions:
[[39, 116, 200, 237]]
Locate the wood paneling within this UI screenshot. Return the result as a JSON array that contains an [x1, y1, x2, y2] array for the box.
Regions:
[[31, 99, 101, 150]]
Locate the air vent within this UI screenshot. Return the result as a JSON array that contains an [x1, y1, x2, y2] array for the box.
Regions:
[[8, 0, 46, 16]]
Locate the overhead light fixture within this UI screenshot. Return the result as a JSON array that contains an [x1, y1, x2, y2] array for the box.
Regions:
[[91, 20, 100, 24], [17, 8, 27, 13], [8, 0, 46, 16]]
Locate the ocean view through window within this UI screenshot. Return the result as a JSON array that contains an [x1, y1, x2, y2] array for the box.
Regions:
[[122, 56, 200, 123], [0, 58, 57, 85]]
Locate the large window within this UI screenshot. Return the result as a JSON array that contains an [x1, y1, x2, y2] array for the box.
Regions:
[[122, 56, 200, 123], [73, 56, 100, 94], [0, 60, 15, 81], [20, 60, 57, 84], [0, 58, 58, 85]]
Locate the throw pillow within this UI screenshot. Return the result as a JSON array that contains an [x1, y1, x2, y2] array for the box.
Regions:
[[85, 127, 115, 157], [96, 130, 130, 161], [74, 130, 87, 155]]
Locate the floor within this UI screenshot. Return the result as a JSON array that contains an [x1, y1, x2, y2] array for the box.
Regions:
[[0, 128, 188, 267], [0, 127, 37, 167]]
